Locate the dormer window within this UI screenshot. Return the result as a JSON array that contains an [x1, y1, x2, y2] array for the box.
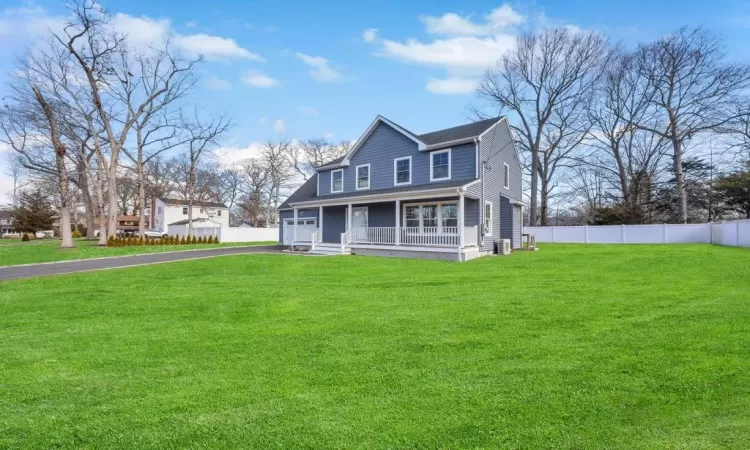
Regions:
[[356, 164, 370, 190], [430, 149, 451, 181], [331, 169, 344, 193]]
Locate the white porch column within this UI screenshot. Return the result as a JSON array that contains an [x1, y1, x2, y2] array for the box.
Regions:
[[293, 208, 298, 243], [395, 199, 401, 245], [319, 206, 323, 239], [458, 192, 465, 248], [347, 203, 353, 230]]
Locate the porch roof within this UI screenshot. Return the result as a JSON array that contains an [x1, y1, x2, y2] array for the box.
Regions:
[[282, 178, 478, 209]]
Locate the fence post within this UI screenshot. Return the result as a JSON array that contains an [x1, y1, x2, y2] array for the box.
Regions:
[[621, 224, 626, 244], [662, 223, 668, 244], [552, 226, 557, 243], [584, 225, 589, 244], [738, 220, 741, 247]]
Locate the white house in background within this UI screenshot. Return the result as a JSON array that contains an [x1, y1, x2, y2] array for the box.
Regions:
[[149, 197, 229, 234]]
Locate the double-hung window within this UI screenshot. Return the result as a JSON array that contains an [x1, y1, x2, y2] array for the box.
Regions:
[[422, 205, 438, 230], [441, 204, 458, 228], [484, 201, 493, 236], [405, 206, 420, 229], [503, 163, 510, 189], [394, 157, 411, 185], [430, 149, 451, 181], [356, 164, 370, 190], [331, 169, 344, 193]]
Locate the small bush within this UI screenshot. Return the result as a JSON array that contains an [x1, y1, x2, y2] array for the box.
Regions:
[[180, 236, 186, 245], [198, 236, 204, 244], [138, 236, 145, 246], [191, 235, 197, 245], [72, 230, 82, 238], [107, 235, 115, 247], [172, 235, 179, 244], [22, 233, 30, 242]]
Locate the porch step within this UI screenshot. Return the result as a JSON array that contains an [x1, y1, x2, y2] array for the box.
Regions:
[[310, 243, 351, 256]]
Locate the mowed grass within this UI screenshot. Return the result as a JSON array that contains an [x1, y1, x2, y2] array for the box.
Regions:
[[0, 239, 278, 266], [0, 244, 748, 448]]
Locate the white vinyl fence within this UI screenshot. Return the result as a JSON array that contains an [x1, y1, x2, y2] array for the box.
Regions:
[[169, 225, 278, 243], [525, 219, 750, 248]]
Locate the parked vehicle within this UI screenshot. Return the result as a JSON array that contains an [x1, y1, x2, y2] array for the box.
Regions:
[[142, 229, 168, 239]]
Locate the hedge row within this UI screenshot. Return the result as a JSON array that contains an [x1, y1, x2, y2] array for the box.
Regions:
[[106, 235, 219, 247]]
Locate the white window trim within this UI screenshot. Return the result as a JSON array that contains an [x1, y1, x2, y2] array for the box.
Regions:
[[503, 162, 510, 189], [430, 148, 451, 182], [355, 164, 370, 190], [484, 201, 493, 236], [393, 156, 412, 186], [402, 201, 458, 233], [330, 169, 344, 193]]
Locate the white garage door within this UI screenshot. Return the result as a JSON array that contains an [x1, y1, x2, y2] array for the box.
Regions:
[[283, 218, 317, 245]]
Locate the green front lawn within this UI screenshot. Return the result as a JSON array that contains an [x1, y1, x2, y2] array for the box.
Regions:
[[0, 239, 278, 266], [1, 244, 748, 448]]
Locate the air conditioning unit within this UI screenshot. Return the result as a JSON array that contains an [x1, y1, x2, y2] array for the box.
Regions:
[[501, 239, 511, 255]]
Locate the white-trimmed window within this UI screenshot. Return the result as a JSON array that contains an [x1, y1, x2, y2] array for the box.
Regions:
[[484, 201, 493, 236], [430, 149, 451, 181], [356, 164, 370, 190], [331, 169, 344, 193], [403, 201, 458, 232], [182, 207, 188, 215], [394, 156, 411, 185], [503, 163, 510, 189]]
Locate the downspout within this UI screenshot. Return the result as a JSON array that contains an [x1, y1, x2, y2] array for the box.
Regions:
[[476, 137, 485, 247]]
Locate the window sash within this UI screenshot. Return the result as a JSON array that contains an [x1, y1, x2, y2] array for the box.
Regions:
[[395, 158, 410, 184], [331, 170, 343, 192], [484, 202, 492, 235], [431, 151, 450, 180], [441, 205, 458, 227], [357, 166, 369, 189]]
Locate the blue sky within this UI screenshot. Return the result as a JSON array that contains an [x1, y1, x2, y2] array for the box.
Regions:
[[1, 0, 749, 202]]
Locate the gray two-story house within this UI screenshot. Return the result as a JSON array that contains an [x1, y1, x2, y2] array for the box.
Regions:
[[278, 115, 524, 261]]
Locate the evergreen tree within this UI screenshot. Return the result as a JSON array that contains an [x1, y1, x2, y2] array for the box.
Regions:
[[11, 190, 55, 233]]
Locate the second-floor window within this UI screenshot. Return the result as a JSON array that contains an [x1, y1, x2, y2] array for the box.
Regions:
[[394, 157, 411, 185], [331, 169, 344, 193], [182, 207, 188, 215], [356, 164, 370, 190], [430, 149, 451, 181]]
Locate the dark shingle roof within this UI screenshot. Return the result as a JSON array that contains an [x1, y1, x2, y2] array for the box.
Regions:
[[316, 155, 346, 169], [279, 176, 473, 208], [418, 117, 502, 146], [161, 198, 228, 209]]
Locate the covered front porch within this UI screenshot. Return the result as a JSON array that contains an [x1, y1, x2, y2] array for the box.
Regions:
[[286, 187, 482, 259]]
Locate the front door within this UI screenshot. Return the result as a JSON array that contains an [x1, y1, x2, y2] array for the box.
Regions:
[[350, 207, 368, 243]]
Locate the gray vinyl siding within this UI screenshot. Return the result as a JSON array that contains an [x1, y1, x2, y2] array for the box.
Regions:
[[477, 119, 523, 251], [513, 205, 522, 248], [278, 208, 318, 244], [318, 122, 477, 196], [322, 206, 347, 243], [500, 197, 513, 244]]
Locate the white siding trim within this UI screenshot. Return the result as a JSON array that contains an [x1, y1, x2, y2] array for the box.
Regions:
[[430, 148, 451, 182], [355, 164, 370, 190], [393, 156, 412, 186], [330, 169, 344, 193]]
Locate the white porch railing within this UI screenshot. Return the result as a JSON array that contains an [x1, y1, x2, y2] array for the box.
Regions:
[[310, 229, 322, 250], [294, 225, 318, 242], [340, 228, 352, 252], [344, 226, 479, 247]]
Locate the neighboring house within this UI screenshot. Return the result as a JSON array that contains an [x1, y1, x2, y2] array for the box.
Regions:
[[278, 115, 524, 261], [148, 198, 229, 234], [93, 215, 146, 235], [0, 210, 15, 236]]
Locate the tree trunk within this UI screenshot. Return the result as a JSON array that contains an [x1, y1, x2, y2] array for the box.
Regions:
[[78, 166, 97, 239], [672, 138, 688, 223], [107, 162, 119, 238], [529, 149, 539, 226], [188, 165, 195, 237], [95, 159, 108, 246], [138, 159, 146, 235], [540, 177, 549, 226]]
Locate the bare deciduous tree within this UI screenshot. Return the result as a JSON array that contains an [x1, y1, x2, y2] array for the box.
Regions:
[[632, 27, 750, 223], [477, 28, 612, 225], [287, 138, 351, 180]]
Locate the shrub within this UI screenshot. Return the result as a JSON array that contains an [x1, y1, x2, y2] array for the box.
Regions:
[[198, 236, 204, 244], [22, 233, 30, 242], [191, 235, 197, 245], [72, 230, 82, 238], [180, 236, 186, 245], [172, 235, 179, 244], [206, 235, 213, 244], [107, 235, 115, 247], [138, 236, 145, 246]]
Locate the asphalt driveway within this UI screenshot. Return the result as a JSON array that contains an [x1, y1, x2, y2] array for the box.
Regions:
[[0, 245, 285, 281]]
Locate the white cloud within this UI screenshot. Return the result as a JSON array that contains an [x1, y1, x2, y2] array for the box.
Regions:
[[380, 34, 515, 71], [241, 71, 280, 88], [362, 28, 379, 43], [213, 142, 265, 165], [324, 132, 335, 139], [274, 119, 286, 134], [0, 6, 66, 46], [295, 52, 344, 82], [173, 34, 264, 61], [111, 13, 171, 49], [185, 20, 198, 28], [203, 75, 232, 90], [426, 77, 478, 94], [420, 4, 524, 36]]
